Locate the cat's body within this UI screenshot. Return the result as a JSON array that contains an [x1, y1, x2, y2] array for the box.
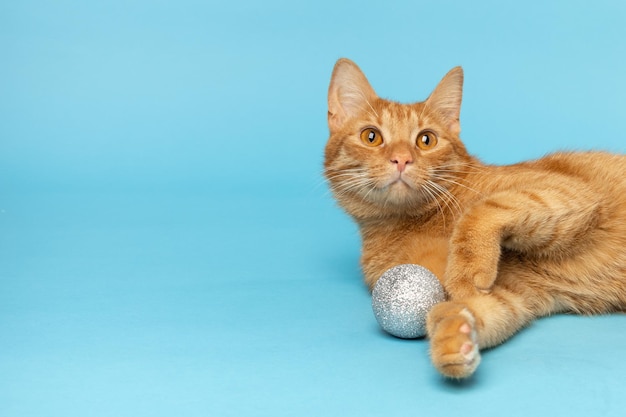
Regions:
[[324, 58, 626, 378]]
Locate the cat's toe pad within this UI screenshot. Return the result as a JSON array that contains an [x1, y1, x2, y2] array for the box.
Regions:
[[428, 306, 481, 379], [459, 322, 472, 334]]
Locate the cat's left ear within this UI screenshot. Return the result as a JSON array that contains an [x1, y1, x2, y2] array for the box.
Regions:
[[425, 67, 464, 135]]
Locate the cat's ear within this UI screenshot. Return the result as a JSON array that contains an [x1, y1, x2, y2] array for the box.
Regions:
[[425, 67, 464, 134], [328, 58, 378, 132]]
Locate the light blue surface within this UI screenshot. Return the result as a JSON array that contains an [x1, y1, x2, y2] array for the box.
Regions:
[[2, 1, 626, 416]]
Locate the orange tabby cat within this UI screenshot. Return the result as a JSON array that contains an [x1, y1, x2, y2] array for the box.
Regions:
[[324, 58, 626, 379]]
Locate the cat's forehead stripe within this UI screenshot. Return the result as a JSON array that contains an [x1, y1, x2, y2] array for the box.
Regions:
[[381, 106, 391, 124], [379, 104, 421, 139]]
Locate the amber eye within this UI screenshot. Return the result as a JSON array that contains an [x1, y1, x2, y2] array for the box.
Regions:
[[416, 131, 438, 150], [360, 128, 384, 147]]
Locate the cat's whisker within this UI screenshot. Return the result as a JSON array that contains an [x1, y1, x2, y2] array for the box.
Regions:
[[315, 175, 361, 196], [436, 161, 484, 170], [332, 176, 378, 199], [427, 180, 463, 220], [436, 161, 484, 168], [332, 181, 365, 196], [325, 168, 369, 179], [362, 181, 380, 202], [434, 174, 483, 197], [325, 172, 369, 181], [326, 169, 369, 181], [434, 168, 484, 176], [430, 167, 481, 192], [425, 181, 453, 221], [314, 173, 340, 191], [421, 181, 448, 229], [336, 182, 376, 197], [331, 173, 373, 187], [435, 163, 487, 176]]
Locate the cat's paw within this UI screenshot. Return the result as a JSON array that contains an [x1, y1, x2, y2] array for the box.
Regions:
[[427, 301, 481, 379], [445, 256, 499, 298]]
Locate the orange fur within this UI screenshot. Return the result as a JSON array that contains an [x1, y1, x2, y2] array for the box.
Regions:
[[324, 58, 626, 379]]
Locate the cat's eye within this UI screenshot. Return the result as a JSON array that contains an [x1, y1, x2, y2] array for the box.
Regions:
[[416, 131, 438, 150], [360, 128, 384, 147]]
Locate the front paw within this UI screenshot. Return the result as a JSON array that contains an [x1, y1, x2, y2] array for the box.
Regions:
[[427, 301, 481, 379], [445, 258, 498, 299]]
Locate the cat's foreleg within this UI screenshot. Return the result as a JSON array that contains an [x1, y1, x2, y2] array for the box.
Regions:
[[426, 186, 595, 378], [444, 188, 599, 298]]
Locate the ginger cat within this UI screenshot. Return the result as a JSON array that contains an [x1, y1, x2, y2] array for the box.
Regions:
[[324, 58, 626, 379]]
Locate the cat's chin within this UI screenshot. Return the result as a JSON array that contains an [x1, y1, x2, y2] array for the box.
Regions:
[[372, 180, 424, 207], [386, 179, 413, 194]]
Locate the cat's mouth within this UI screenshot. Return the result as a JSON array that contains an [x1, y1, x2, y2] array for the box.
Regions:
[[371, 171, 439, 207], [385, 174, 414, 189], [388, 179, 412, 190], [379, 175, 420, 201]]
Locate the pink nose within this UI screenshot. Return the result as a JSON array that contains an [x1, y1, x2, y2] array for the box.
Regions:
[[391, 156, 413, 172]]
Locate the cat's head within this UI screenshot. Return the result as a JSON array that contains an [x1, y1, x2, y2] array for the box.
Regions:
[[324, 58, 472, 220]]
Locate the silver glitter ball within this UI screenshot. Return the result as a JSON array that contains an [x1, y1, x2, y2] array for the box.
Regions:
[[372, 264, 446, 339]]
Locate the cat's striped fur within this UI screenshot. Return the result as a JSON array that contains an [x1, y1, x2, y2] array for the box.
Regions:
[[324, 58, 626, 378]]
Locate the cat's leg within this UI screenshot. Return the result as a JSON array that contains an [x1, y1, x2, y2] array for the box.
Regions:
[[427, 185, 598, 378], [445, 187, 600, 298], [427, 276, 553, 378]]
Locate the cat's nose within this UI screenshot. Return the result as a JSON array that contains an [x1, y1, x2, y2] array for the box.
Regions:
[[391, 156, 413, 172]]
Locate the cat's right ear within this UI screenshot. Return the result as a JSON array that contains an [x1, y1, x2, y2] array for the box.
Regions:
[[328, 58, 377, 132]]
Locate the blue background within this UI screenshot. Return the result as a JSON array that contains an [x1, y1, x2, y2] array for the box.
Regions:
[[2, 1, 626, 416]]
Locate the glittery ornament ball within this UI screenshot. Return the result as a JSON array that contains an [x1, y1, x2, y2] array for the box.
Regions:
[[372, 264, 446, 339]]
